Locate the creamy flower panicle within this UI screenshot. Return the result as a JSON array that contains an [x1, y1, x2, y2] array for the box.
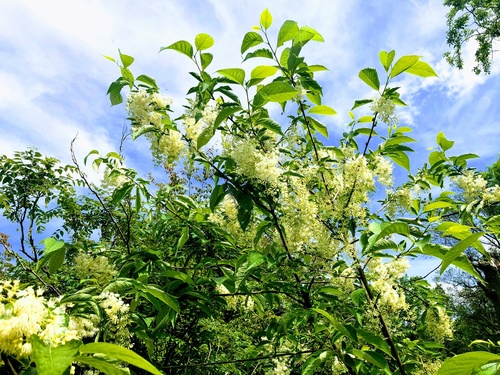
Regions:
[[0, 280, 97, 358]]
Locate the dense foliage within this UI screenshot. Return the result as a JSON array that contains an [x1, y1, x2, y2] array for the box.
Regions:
[[444, 0, 500, 74], [1, 9, 500, 375]]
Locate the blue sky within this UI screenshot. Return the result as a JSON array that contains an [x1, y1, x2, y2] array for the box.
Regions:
[[1, 0, 499, 276]]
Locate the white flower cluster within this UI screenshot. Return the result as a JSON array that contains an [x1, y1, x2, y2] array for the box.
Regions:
[[0, 280, 97, 358], [369, 257, 409, 311], [230, 139, 282, 185], [370, 96, 396, 124], [426, 306, 453, 343], [373, 155, 394, 186], [157, 130, 185, 161], [99, 291, 132, 347], [452, 170, 487, 202], [126, 89, 172, 128], [74, 251, 117, 286], [182, 103, 218, 142]]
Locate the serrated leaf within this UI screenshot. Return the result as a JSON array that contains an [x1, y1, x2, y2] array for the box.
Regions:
[[195, 33, 214, 51], [277, 20, 299, 47], [200, 53, 213, 70], [379, 50, 395, 72], [160, 40, 193, 58], [48, 247, 66, 274], [352, 99, 373, 110], [258, 81, 297, 102], [241, 32, 264, 54], [405, 60, 438, 77], [441, 232, 485, 274], [258, 118, 284, 135], [359, 68, 380, 91], [308, 105, 337, 116], [80, 342, 163, 375], [243, 48, 274, 62], [217, 68, 245, 85], [390, 55, 420, 78], [260, 8, 272, 30], [136, 74, 158, 89]]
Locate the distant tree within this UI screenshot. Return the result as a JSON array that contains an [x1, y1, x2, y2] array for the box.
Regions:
[[444, 0, 500, 74]]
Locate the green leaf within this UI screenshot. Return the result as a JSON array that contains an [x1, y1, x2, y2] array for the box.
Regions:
[[31, 336, 81, 375], [386, 151, 411, 171], [258, 118, 284, 135], [243, 48, 274, 62], [351, 349, 389, 369], [352, 99, 373, 110], [299, 26, 324, 42], [277, 20, 299, 47], [200, 53, 213, 70], [436, 352, 500, 375], [118, 49, 134, 68], [144, 285, 180, 313], [195, 33, 214, 51], [197, 125, 215, 149], [136, 74, 158, 89], [257, 81, 297, 103], [405, 60, 438, 77], [260, 8, 272, 30], [437, 131, 454, 151], [74, 356, 129, 375], [160, 40, 193, 58], [308, 64, 329, 72], [120, 67, 134, 84], [301, 355, 322, 375], [359, 68, 380, 91], [308, 105, 337, 116], [48, 247, 66, 274], [249, 65, 278, 86], [307, 116, 329, 138], [214, 105, 242, 128], [357, 329, 393, 357], [379, 50, 395, 72], [241, 32, 264, 54], [390, 55, 420, 78], [217, 68, 245, 85], [80, 342, 164, 375], [43, 237, 65, 255], [210, 184, 227, 211], [106, 79, 128, 106], [176, 227, 189, 251], [423, 201, 455, 212], [103, 55, 116, 63], [441, 232, 485, 274], [421, 244, 482, 281], [111, 183, 134, 205]]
